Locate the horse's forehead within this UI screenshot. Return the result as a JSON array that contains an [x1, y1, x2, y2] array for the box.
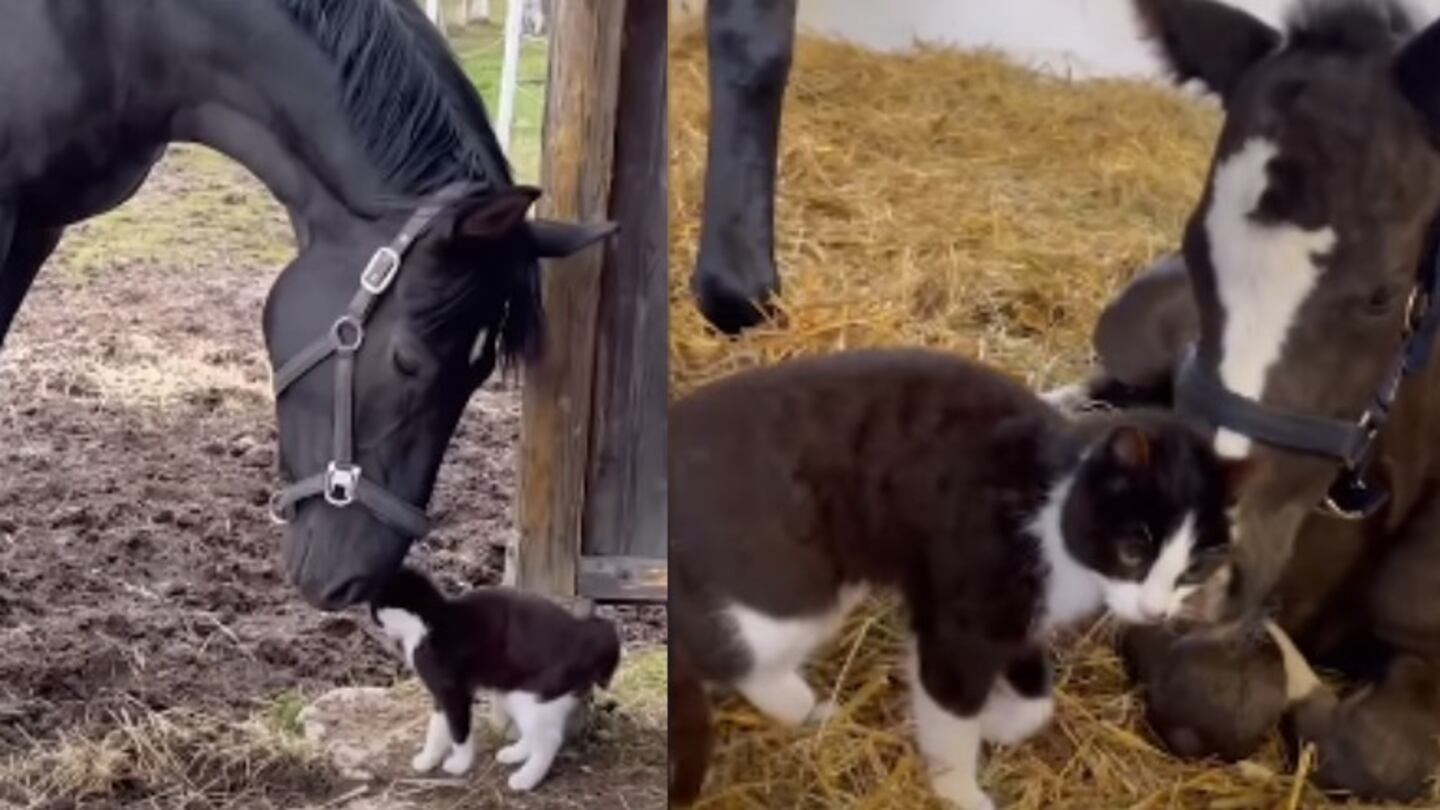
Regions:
[[1199, 136, 1337, 458]]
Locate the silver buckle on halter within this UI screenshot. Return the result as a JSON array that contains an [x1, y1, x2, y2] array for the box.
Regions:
[[324, 462, 362, 507], [361, 247, 402, 295]]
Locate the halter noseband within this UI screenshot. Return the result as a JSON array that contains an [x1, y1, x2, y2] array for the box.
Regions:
[[267, 182, 479, 537], [1177, 240, 1440, 520]]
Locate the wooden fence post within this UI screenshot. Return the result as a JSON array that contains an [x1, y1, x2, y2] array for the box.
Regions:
[[578, 0, 667, 602], [516, 0, 627, 598]]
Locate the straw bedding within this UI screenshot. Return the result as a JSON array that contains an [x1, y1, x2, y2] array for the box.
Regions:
[[667, 23, 1380, 810]]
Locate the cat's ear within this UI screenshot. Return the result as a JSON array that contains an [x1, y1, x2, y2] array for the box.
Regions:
[[1103, 424, 1153, 469], [1220, 457, 1257, 505]]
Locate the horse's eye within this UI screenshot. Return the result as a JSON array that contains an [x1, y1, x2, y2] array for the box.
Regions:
[[393, 346, 423, 377], [1363, 285, 1400, 316]]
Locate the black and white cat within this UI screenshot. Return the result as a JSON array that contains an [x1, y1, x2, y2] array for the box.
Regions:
[[669, 348, 1243, 809], [370, 566, 621, 792]]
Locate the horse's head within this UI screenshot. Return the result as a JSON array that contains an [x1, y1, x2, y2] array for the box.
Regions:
[[263, 184, 613, 609], [1137, 0, 1440, 613]]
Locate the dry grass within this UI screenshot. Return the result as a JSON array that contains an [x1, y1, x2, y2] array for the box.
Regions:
[[0, 700, 336, 810], [668, 25, 1368, 810]]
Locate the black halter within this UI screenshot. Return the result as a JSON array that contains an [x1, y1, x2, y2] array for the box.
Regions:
[[268, 182, 479, 537], [1177, 241, 1440, 520]]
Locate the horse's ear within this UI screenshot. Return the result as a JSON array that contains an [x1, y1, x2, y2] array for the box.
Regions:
[[1133, 0, 1280, 103], [527, 219, 619, 259], [453, 186, 542, 241], [1094, 252, 1197, 387], [1396, 16, 1440, 133]]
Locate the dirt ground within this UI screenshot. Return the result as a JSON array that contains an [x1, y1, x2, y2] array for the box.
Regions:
[[0, 147, 665, 809]]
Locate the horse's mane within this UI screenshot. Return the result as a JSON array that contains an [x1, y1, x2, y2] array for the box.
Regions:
[[1285, 0, 1418, 54], [278, 0, 539, 370], [276, 0, 514, 197]]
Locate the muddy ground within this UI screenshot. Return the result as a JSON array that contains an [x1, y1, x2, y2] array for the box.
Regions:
[[0, 147, 665, 809]]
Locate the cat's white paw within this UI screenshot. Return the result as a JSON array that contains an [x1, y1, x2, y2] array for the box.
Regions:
[[441, 741, 476, 776], [932, 771, 995, 810], [495, 742, 529, 765], [737, 671, 821, 727], [508, 766, 546, 792], [980, 694, 1053, 746], [412, 749, 445, 774]]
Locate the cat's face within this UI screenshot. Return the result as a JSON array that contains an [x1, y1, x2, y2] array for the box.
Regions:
[[1062, 416, 1242, 625]]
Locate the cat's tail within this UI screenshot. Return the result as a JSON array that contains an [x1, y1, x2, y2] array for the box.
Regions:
[[669, 643, 712, 806]]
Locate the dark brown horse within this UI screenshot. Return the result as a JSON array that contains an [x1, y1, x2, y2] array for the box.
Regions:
[[1078, 0, 1440, 800]]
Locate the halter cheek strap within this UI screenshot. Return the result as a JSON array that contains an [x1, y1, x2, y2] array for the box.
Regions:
[[1176, 238, 1440, 520], [269, 182, 477, 537]]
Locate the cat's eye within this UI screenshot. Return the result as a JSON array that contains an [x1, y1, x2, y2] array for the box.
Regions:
[[1117, 541, 1146, 569], [1116, 527, 1153, 569]]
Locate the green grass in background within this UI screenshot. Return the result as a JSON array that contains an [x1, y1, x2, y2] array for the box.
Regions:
[[444, 0, 550, 184]]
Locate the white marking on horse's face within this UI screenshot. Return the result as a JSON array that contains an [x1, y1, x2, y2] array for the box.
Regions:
[[1204, 137, 1337, 459]]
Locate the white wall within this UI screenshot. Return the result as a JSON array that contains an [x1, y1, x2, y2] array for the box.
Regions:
[[674, 0, 1440, 80]]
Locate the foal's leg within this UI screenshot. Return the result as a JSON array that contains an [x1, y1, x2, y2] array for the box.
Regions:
[[693, 0, 797, 334], [911, 636, 1002, 810], [0, 220, 64, 351]]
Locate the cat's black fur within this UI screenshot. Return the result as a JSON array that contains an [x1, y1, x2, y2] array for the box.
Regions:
[[669, 348, 1240, 804], [369, 566, 621, 749]]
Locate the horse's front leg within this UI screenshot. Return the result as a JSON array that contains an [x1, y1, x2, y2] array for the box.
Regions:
[[1290, 654, 1440, 802], [1119, 621, 1292, 761], [0, 216, 64, 351], [693, 0, 797, 335]]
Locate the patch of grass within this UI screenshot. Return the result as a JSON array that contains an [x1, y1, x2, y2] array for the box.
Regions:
[[48, 146, 292, 277], [446, 0, 550, 184], [610, 646, 668, 724], [265, 692, 310, 739]]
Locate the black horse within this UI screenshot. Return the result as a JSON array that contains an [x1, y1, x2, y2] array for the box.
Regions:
[[692, 0, 797, 334], [0, 0, 613, 610], [1077, 0, 1440, 800]]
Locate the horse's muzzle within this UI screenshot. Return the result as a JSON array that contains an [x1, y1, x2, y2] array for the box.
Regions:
[[281, 516, 412, 610]]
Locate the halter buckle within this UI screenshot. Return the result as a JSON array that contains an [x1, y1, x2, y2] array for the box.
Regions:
[[330, 315, 365, 353], [324, 462, 362, 507], [361, 247, 402, 295], [1319, 469, 1390, 521]]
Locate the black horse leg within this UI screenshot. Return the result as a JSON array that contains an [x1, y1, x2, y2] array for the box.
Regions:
[[693, 0, 797, 335], [0, 219, 65, 351]]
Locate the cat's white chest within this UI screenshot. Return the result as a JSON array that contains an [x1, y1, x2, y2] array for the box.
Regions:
[[1028, 477, 1104, 632], [375, 607, 430, 668]]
